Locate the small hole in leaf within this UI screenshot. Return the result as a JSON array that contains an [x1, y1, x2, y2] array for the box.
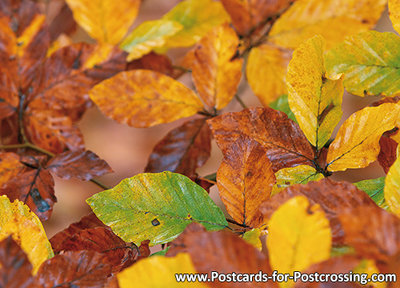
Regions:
[[151, 218, 160, 226]]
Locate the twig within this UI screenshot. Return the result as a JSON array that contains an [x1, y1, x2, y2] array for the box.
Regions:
[[227, 218, 251, 229], [234, 94, 248, 109]]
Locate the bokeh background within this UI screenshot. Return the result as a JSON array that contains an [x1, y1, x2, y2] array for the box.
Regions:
[[43, 0, 395, 238]]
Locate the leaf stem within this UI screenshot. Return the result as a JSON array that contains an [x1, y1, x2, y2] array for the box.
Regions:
[[0, 142, 110, 190], [234, 94, 248, 109], [226, 218, 251, 229]]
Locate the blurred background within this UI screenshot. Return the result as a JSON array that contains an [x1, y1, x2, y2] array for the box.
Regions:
[[43, 0, 395, 237]]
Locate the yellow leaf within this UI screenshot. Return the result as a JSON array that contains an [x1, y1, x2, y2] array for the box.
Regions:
[[326, 103, 400, 172], [242, 228, 264, 250], [0, 195, 53, 274], [389, 0, 400, 34], [47, 34, 73, 57], [190, 23, 243, 110], [120, 20, 183, 61], [269, 0, 386, 49], [217, 138, 276, 227], [353, 259, 387, 288], [89, 70, 204, 128], [162, 0, 230, 48], [267, 196, 331, 287], [287, 35, 343, 149], [117, 253, 208, 288], [385, 155, 400, 216], [272, 165, 324, 196], [246, 44, 291, 106], [17, 14, 46, 58], [66, 0, 140, 45]]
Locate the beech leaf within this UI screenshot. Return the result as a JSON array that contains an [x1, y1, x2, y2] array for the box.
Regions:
[[87, 172, 228, 246], [385, 156, 400, 215]]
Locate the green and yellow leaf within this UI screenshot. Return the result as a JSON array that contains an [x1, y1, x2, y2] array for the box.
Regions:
[[89, 70, 204, 128], [385, 155, 400, 216], [326, 103, 400, 172], [389, 0, 400, 35], [242, 228, 263, 250], [355, 177, 388, 210], [287, 35, 343, 149], [87, 172, 228, 246], [325, 31, 400, 97]]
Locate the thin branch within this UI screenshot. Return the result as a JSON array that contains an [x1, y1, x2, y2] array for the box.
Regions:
[[234, 94, 248, 109], [226, 218, 251, 229]]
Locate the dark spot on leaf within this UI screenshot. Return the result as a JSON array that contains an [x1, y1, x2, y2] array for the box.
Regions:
[[151, 218, 160, 226], [0, 98, 4, 103], [31, 188, 50, 212]]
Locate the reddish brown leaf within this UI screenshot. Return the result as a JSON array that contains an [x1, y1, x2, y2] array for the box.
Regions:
[[48, 2, 77, 41], [220, 0, 295, 36], [34, 250, 112, 288], [47, 150, 113, 181], [339, 206, 400, 263], [145, 118, 212, 178], [126, 52, 174, 77], [52, 227, 143, 273], [258, 178, 378, 245], [293, 256, 362, 288], [208, 107, 315, 172], [50, 212, 108, 250], [0, 236, 34, 288], [378, 129, 398, 174], [167, 223, 277, 288], [217, 137, 276, 227], [0, 165, 56, 221]]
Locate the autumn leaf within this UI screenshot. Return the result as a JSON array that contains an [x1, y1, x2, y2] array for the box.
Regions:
[[390, 0, 400, 34], [246, 44, 292, 106], [47, 2, 77, 42], [385, 156, 400, 216], [189, 23, 243, 110], [272, 165, 324, 196], [326, 103, 400, 172], [161, 0, 230, 48], [339, 206, 400, 263], [0, 152, 25, 185], [325, 31, 400, 97], [120, 20, 183, 61], [126, 52, 175, 76], [217, 137, 276, 227], [145, 118, 211, 178], [46, 149, 113, 181], [220, 0, 295, 36], [269, 0, 387, 49], [259, 179, 377, 244], [355, 177, 388, 210], [167, 224, 277, 288], [89, 70, 204, 128], [34, 250, 112, 287], [208, 107, 315, 172], [0, 237, 34, 287], [287, 35, 343, 149], [378, 130, 399, 174], [242, 228, 263, 251], [267, 196, 331, 286], [87, 172, 228, 246], [65, 0, 140, 45], [269, 94, 297, 122], [0, 195, 53, 274], [117, 253, 207, 288]]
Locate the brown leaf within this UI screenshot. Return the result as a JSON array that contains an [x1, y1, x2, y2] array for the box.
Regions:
[[167, 223, 277, 288], [126, 52, 174, 77], [0, 236, 34, 288], [51, 227, 144, 273], [48, 2, 77, 41], [258, 178, 378, 245], [208, 107, 315, 172], [378, 129, 399, 174], [34, 250, 112, 288], [47, 149, 113, 181], [50, 212, 108, 250], [0, 165, 56, 221], [293, 256, 361, 288], [145, 118, 211, 178], [220, 0, 295, 36], [339, 206, 400, 263], [0, 152, 26, 186], [217, 137, 276, 227]]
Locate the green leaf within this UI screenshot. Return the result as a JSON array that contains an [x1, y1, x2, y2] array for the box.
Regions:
[[330, 246, 355, 257], [161, 0, 229, 47], [355, 177, 388, 210], [86, 172, 228, 246], [325, 31, 400, 97], [272, 165, 324, 196], [269, 94, 297, 123], [120, 20, 183, 61], [150, 247, 170, 257]]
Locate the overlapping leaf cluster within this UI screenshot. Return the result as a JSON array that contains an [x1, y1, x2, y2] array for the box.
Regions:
[[2, 0, 400, 287]]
